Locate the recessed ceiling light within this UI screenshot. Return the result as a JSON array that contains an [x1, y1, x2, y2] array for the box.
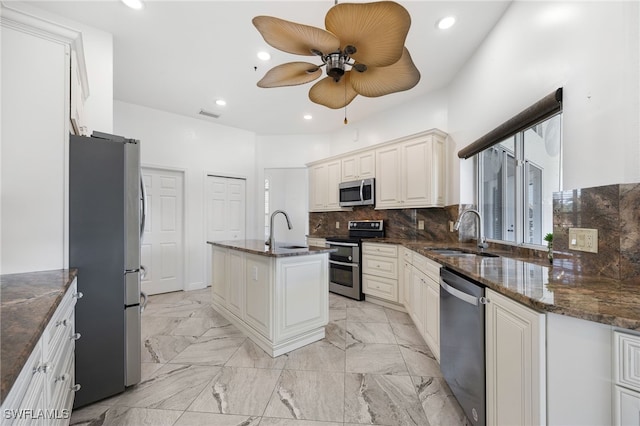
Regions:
[[121, 0, 144, 10], [215, 99, 227, 106], [257, 51, 271, 61], [437, 16, 456, 30], [303, 114, 312, 120]]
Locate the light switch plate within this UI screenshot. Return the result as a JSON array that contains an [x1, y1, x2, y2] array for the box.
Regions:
[[568, 228, 598, 253]]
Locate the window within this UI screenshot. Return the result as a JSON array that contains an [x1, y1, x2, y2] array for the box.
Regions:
[[477, 113, 562, 246]]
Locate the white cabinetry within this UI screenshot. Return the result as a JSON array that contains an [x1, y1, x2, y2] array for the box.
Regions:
[[210, 246, 328, 356], [0, 5, 89, 274], [375, 130, 447, 209], [401, 250, 440, 360], [1, 278, 80, 425], [362, 243, 399, 303], [309, 160, 343, 212], [485, 288, 545, 426], [341, 151, 375, 181], [614, 331, 640, 425]]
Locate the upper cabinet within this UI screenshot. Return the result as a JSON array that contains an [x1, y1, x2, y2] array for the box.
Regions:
[[341, 151, 375, 182], [309, 159, 343, 212], [376, 130, 447, 209], [307, 129, 448, 212], [1, 4, 89, 274]]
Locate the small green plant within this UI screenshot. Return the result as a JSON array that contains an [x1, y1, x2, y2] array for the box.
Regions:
[[544, 233, 553, 264]]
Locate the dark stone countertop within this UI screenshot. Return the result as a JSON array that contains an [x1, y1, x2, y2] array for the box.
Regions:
[[207, 239, 335, 257], [370, 238, 640, 331], [0, 269, 78, 403]]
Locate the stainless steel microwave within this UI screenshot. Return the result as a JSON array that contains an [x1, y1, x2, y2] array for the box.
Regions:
[[339, 178, 375, 207]]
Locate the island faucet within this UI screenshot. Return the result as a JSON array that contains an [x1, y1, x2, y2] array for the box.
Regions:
[[266, 209, 292, 247], [454, 208, 489, 249]]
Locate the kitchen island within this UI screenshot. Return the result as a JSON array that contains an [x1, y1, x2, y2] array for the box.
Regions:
[[206, 240, 334, 357]]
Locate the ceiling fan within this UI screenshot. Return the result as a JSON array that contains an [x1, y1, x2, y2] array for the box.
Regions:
[[252, 1, 420, 114]]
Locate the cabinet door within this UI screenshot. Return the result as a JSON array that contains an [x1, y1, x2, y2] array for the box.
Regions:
[[411, 267, 425, 334], [245, 254, 272, 338], [341, 156, 358, 181], [402, 138, 432, 207], [403, 260, 413, 309], [375, 145, 402, 208], [431, 137, 446, 206], [362, 274, 398, 302], [424, 277, 440, 361], [326, 160, 342, 209], [211, 246, 228, 304], [227, 250, 245, 318], [309, 163, 328, 211], [615, 386, 640, 426], [357, 151, 375, 179], [486, 288, 546, 426]]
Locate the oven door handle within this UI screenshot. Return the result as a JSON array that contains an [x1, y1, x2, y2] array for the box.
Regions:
[[329, 260, 359, 267], [327, 241, 359, 247]]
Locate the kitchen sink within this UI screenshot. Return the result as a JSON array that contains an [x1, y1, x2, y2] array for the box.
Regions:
[[426, 248, 499, 258], [276, 245, 308, 250]]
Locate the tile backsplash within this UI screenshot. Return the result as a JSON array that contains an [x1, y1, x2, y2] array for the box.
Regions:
[[553, 183, 640, 281], [309, 205, 460, 242]]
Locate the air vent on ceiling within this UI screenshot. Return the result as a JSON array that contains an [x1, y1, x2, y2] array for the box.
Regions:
[[198, 109, 220, 119]]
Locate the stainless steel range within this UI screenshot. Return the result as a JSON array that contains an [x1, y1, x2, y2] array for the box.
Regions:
[[326, 220, 384, 300]]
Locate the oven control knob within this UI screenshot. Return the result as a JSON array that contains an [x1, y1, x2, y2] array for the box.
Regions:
[[348, 256, 352, 261]]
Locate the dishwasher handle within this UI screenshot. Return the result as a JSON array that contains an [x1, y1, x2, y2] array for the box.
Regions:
[[440, 278, 480, 307]]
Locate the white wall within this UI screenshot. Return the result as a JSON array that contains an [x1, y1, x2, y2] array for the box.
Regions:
[[448, 1, 640, 203], [114, 101, 257, 291], [8, 2, 114, 134]]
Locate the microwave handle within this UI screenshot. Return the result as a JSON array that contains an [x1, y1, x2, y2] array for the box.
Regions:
[[360, 180, 364, 202]]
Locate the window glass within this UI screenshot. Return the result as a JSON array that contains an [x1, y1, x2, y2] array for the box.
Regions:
[[477, 114, 561, 246]]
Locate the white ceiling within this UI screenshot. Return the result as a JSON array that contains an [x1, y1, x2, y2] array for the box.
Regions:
[[28, 0, 511, 135]]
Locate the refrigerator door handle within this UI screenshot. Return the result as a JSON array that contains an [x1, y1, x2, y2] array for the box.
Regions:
[[140, 291, 148, 313], [140, 176, 147, 237]]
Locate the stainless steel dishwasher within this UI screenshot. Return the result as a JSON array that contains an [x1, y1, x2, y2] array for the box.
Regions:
[[440, 267, 487, 426]]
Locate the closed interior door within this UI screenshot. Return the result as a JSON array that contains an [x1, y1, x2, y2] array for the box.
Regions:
[[141, 168, 184, 295], [206, 175, 246, 286]]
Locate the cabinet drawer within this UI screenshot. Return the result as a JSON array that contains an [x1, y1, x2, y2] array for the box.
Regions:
[[362, 243, 398, 257], [363, 274, 397, 302], [362, 255, 398, 279], [47, 279, 77, 351], [615, 331, 640, 392], [1, 340, 43, 414], [412, 253, 441, 280], [402, 248, 413, 263]]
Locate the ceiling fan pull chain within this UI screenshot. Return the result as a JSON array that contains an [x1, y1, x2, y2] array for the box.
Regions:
[[344, 82, 348, 125]]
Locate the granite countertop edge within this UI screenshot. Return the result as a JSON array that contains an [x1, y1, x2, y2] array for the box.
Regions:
[[356, 237, 640, 331], [207, 240, 335, 257], [0, 269, 78, 404]]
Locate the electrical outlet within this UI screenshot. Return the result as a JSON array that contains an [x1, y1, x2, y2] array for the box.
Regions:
[[335, 221, 340, 229], [568, 228, 598, 253], [449, 221, 455, 232], [418, 220, 425, 230]]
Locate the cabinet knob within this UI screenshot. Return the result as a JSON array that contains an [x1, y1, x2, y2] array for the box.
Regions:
[[73, 292, 84, 299], [56, 373, 69, 383], [41, 363, 52, 374], [56, 319, 69, 327], [71, 384, 82, 392], [70, 332, 81, 341]]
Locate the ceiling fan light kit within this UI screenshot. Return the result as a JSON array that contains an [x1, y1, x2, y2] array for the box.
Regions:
[[252, 1, 420, 111]]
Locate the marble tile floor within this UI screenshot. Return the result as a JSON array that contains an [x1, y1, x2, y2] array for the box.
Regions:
[[70, 289, 470, 426]]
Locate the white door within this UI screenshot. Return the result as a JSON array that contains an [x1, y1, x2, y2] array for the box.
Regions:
[[141, 168, 184, 295], [206, 175, 246, 287]]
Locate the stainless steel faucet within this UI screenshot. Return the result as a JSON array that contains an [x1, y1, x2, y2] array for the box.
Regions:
[[266, 209, 292, 247], [454, 208, 488, 249]]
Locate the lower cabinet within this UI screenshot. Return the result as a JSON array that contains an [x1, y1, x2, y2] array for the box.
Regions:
[[485, 288, 546, 426], [362, 243, 399, 303], [210, 247, 328, 356], [1, 278, 80, 426], [614, 330, 640, 425]]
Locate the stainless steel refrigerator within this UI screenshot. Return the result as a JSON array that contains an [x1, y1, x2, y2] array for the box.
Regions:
[[69, 131, 147, 408]]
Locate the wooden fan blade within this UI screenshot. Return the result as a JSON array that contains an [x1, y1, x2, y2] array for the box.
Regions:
[[350, 47, 420, 97], [253, 16, 340, 56], [257, 62, 322, 88], [309, 73, 358, 109], [325, 1, 411, 67]]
